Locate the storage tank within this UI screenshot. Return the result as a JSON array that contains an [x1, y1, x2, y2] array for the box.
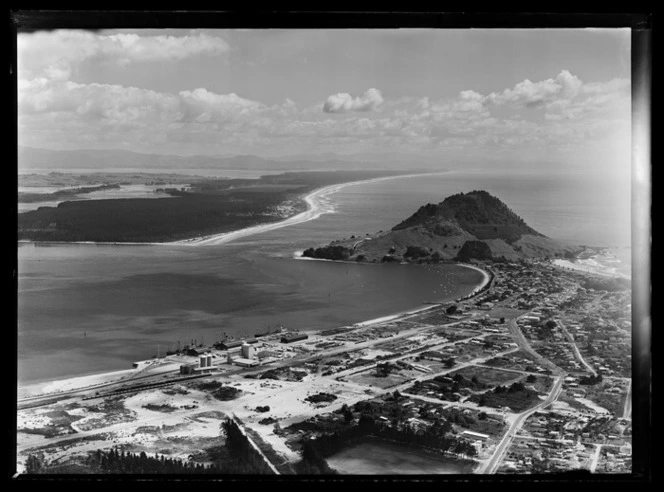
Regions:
[[241, 343, 255, 359], [199, 355, 207, 368], [206, 354, 213, 367]]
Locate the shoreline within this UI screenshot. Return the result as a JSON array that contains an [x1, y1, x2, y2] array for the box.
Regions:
[[552, 258, 631, 280], [457, 262, 492, 295], [17, 258, 491, 399], [18, 172, 446, 248], [166, 171, 447, 246]]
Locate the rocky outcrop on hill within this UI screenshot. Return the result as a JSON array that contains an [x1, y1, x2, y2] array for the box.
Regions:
[[456, 240, 493, 261]]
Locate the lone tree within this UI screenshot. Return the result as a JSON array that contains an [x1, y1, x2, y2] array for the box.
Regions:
[[341, 404, 354, 423]]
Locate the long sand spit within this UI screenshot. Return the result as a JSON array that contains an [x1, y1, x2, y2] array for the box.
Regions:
[[167, 172, 447, 247], [18, 172, 445, 248]]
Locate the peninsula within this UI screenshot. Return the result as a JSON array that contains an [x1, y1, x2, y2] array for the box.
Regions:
[[17, 170, 414, 243], [303, 190, 582, 263]]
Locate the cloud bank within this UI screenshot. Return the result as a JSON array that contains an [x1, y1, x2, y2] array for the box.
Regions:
[[17, 30, 230, 81], [323, 88, 384, 113], [16, 28, 629, 170]]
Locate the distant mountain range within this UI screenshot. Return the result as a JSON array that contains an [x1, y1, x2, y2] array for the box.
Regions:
[[17, 146, 435, 173], [304, 190, 580, 262]]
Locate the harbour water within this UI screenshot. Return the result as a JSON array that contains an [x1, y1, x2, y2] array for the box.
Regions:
[[16, 168, 631, 385]]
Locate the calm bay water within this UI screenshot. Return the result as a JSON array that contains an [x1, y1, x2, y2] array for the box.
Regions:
[[16, 169, 631, 385]]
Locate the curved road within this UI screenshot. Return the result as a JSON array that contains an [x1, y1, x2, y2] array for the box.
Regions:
[[507, 317, 563, 376], [558, 320, 596, 377]]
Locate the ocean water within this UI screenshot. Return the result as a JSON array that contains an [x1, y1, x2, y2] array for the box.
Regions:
[[16, 169, 631, 385]]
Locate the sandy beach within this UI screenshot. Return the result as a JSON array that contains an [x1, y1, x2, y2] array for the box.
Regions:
[[169, 172, 446, 247], [17, 257, 491, 402], [552, 258, 630, 279], [18, 361, 183, 400]]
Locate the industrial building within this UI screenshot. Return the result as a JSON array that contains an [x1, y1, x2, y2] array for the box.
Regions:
[[241, 342, 255, 359], [179, 363, 216, 375], [179, 351, 217, 375], [199, 353, 213, 368], [281, 333, 309, 344], [234, 357, 259, 368]]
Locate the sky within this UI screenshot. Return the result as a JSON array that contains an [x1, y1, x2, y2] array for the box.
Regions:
[[16, 28, 632, 175]]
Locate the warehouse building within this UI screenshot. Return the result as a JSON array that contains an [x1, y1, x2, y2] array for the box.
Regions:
[[234, 357, 259, 368], [281, 333, 309, 344]]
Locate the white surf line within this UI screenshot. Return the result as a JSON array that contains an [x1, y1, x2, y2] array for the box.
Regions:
[[551, 258, 631, 279], [457, 262, 492, 294], [167, 172, 446, 247]]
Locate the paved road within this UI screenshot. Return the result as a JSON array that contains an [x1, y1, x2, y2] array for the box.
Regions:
[[558, 320, 596, 376], [477, 315, 566, 474], [507, 317, 563, 376], [230, 414, 280, 475], [478, 374, 564, 474]]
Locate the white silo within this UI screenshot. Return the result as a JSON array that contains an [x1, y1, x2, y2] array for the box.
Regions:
[[241, 343, 255, 359]]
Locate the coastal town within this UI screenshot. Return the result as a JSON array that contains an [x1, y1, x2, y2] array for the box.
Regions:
[[16, 251, 632, 475]]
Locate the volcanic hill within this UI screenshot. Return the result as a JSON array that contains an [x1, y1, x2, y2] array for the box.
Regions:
[[302, 190, 579, 263]]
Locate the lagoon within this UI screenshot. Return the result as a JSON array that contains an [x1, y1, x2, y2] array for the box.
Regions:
[[326, 439, 476, 474]]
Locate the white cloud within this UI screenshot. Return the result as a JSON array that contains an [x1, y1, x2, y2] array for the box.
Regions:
[[486, 70, 583, 108], [178, 89, 264, 123], [17, 67, 630, 164], [18, 79, 179, 124], [17, 30, 230, 81], [322, 88, 384, 113]]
